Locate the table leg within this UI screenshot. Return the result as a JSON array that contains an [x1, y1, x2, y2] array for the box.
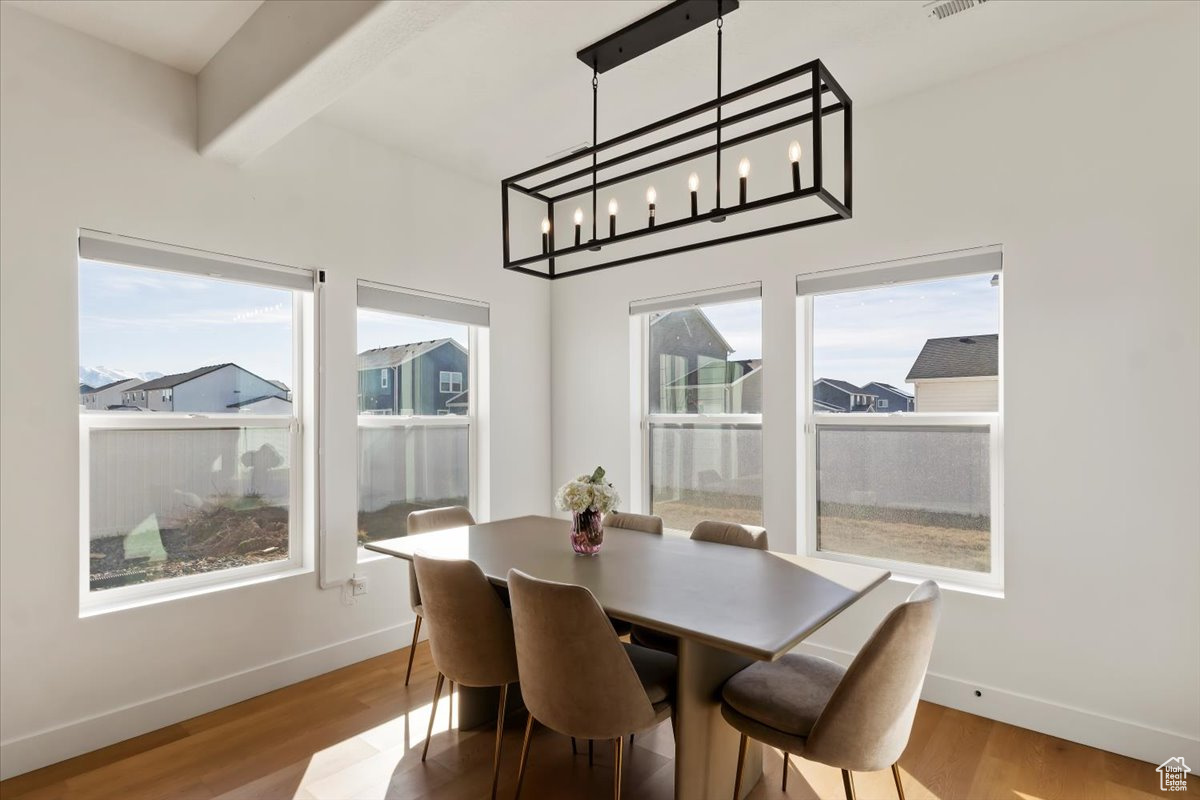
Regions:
[[675, 638, 762, 800]]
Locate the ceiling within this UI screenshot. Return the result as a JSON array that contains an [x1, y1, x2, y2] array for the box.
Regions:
[[6, 0, 1178, 175], [6, 0, 263, 74], [318, 0, 1175, 180]]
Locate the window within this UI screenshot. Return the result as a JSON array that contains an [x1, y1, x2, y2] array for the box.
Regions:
[[78, 231, 314, 606], [635, 284, 763, 534], [439, 370, 463, 394], [799, 247, 1002, 589], [356, 282, 487, 544], [380, 369, 389, 390]]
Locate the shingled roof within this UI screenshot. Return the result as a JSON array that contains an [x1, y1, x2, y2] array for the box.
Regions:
[[906, 334, 998, 381], [357, 338, 464, 370], [137, 364, 233, 391]]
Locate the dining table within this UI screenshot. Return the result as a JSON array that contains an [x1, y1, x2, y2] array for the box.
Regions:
[[366, 514, 889, 800]]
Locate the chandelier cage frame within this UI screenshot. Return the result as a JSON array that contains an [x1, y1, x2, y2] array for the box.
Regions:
[[500, 0, 852, 280]]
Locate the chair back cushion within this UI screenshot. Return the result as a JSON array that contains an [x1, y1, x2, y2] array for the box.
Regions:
[[507, 569, 657, 739], [805, 581, 942, 771], [690, 520, 769, 550], [412, 554, 518, 687], [603, 512, 664, 535], [405, 506, 476, 611]]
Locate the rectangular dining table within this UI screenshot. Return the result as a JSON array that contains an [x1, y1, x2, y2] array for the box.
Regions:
[[366, 514, 889, 800]]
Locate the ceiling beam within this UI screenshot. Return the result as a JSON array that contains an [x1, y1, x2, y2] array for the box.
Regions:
[[198, 0, 465, 166]]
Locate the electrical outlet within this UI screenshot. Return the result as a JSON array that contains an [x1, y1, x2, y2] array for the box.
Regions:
[[351, 576, 368, 596]]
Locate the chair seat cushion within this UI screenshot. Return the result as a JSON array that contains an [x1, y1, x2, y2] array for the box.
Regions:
[[624, 642, 677, 705], [721, 653, 845, 737]]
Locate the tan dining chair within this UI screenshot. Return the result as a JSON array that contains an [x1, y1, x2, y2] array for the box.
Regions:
[[412, 554, 519, 800], [633, 519, 769, 655], [603, 511, 664, 535], [722, 581, 942, 800], [507, 569, 677, 800], [403, 506, 476, 686]]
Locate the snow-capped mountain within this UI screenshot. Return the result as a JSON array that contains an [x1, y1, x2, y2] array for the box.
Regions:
[[79, 366, 163, 388]]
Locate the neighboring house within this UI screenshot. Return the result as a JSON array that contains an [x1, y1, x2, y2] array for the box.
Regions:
[[727, 359, 762, 414], [862, 381, 914, 412], [357, 338, 468, 415], [814, 378, 877, 412], [229, 395, 293, 414], [268, 380, 292, 401], [79, 383, 95, 395], [445, 390, 469, 415], [650, 308, 733, 413], [125, 364, 288, 413], [82, 378, 143, 410], [906, 334, 999, 412]]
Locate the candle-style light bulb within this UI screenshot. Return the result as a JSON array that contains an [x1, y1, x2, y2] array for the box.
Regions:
[[541, 216, 550, 254], [573, 207, 583, 246], [541, 217, 551, 234], [688, 172, 699, 216], [788, 140, 802, 191], [608, 198, 618, 237], [646, 186, 657, 227], [738, 157, 750, 204]]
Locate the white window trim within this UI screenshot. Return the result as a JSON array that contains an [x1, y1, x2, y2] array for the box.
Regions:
[[439, 370, 463, 394], [356, 327, 479, 559], [797, 253, 1004, 593], [380, 369, 388, 390], [79, 253, 316, 615]]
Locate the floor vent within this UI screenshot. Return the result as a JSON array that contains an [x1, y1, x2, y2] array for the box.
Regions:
[[928, 0, 989, 21]]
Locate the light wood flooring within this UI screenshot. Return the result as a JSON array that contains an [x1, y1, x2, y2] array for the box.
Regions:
[[0, 643, 1190, 800]]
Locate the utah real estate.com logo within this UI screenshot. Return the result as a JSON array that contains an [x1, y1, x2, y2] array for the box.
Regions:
[[1158, 757, 1192, 792]]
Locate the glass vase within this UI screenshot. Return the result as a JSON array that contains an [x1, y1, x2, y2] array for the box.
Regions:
[[570, 509, 604, 556]]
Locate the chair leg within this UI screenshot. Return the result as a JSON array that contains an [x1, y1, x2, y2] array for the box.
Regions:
[[731, 732, 747, 800], [841, 769, 856, 800], [422, 672, 444, 762], [513, 713, 535, 800], [588, 738, 594, 767], [404, 615, 422, 686], [489, 683, 509, 800], [782, 752, 789, 792], [891, 763, 906, 800], [613, 736, 624, 800]]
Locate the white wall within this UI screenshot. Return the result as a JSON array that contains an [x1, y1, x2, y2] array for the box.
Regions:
[[0, 4, 550, 778], [551, 7, 1200, 766]]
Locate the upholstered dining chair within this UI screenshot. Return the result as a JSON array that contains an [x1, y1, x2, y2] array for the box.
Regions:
[[507, 569, 677, 800], [603, 511, 664, 535], [403, 506, 476, 686], [412, 554, 519, 800], [722, 581, 942, 800], [632, 519, 769, 655]]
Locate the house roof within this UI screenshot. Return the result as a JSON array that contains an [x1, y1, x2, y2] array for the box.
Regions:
[[445, 389, 469, 408], [813, 398, 842, 412], [137, 363, 233, 391], [357, 338, 465, 370], [649, 308, 734, 354], [815, 378, 875, 396], [906, 334, 999, 381], [84, 377, 141, 394], [227, 394, 293, 409], [268, 379, 290, 392], [863, 381, 913, 399]]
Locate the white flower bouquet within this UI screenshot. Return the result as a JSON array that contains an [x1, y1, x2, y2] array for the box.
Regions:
[[555, 466, 619, 555]]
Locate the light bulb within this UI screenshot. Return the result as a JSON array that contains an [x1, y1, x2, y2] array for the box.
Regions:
[[738, 157, 751, 178], [573, 207, 583, 225], [688, 172, 700, 192], [541, 217, 550, 234], [608, 198, 619, 215], [788, 140, 802, 163], [646, 186, 657, 204]]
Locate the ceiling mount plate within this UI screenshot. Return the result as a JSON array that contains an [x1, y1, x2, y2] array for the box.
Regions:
[[576, 0, 740, 74]]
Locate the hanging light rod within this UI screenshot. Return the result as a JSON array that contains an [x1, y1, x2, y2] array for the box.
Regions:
[[576, 0, 739, 74], [501, 0, 852, 279]]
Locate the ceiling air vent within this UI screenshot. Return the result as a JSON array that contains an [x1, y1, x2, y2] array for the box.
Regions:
[[927, 0, 989, 21]]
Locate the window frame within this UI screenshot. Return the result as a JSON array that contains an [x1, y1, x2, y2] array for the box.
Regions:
[[355, 313, 478, 555], [78, 267, 314, 615], [635, 288, 765, 534], [439, 370, 463, 394], [797, 257, 1004, 593]]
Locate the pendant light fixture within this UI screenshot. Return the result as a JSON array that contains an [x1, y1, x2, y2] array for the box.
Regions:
[[501, 0, 852, 279]]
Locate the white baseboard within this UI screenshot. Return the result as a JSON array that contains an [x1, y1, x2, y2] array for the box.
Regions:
[[794, 641, 1200, 768], [0, 621, 415, 781]]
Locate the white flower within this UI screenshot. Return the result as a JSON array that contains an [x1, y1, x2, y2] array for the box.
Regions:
[[555, 467, 620, 514]]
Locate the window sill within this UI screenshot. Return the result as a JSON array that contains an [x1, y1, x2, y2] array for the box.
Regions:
[[356, 548, 398, 565], [884, 569, 1005, 600], [805, 550, 1004, 599], [80, 564, 312, 618]]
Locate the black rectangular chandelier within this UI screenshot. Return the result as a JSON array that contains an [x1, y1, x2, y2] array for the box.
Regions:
[[501, 0, 852, 280]]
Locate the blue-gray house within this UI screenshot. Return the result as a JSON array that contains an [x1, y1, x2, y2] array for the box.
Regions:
[[357, 338, 468, 415]]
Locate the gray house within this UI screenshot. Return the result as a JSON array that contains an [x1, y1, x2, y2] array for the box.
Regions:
[[862, 381, 914, 412], [358, 338, 468, 415], [125, 364, 288, 413], [81, 378, 142, 410], [907, 334, 999, 412], [650, 308, 734, 414], [814, 378, 877, 412]]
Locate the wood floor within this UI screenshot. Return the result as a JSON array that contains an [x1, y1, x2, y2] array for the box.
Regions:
[[0, 643, 1188, 800]]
